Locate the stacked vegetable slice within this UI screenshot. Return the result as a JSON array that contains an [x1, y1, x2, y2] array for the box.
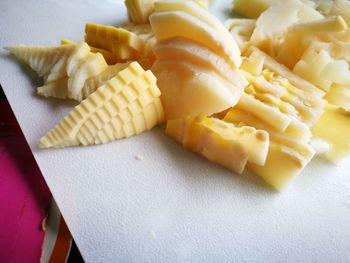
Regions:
[[150, 0, 247, 119]]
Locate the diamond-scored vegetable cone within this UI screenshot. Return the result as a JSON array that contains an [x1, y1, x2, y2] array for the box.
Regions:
[[39, 62, 164, 148]]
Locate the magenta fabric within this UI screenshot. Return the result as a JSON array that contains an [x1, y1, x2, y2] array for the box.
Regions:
[[0, 104, 51, 263]]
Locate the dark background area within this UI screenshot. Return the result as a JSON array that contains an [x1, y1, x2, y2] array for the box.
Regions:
[[0, 84, 84, 263], [0, 85, 5, 99]]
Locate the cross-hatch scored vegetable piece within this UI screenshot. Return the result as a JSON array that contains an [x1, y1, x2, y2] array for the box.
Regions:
[[85, 23, 147, 60], [39, 62, 164, 148], [166, 115, 270, 174]]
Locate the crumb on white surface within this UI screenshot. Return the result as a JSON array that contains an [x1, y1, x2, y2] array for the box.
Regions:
[[150, 230, 157, 240], [134, 155, 144, 161]]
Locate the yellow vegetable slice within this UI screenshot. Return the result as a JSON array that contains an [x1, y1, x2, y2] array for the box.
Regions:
[[294, 43, 350, 90], [166, 115, 269, 174], [37, 78, 69, 99], [324, 84, 350, 110], [154, 0, 231, 36], [240, 55, 264, 76], [6, 42, 109, 101], [120, 23, 157, 64], [246, 47, 325, 97], [125, 0, 155, 24], [247, 140, 315, 190], [150, 10, 241, 69], [223, 108, 315, 190], [85, 23, 147, 60], [5, 44, 75, 78], [249, 1, 323, 51], [68, 52, 108, 101], [225, 18, 256, 52], [233, 0, 279, 19], [39, 62, 164, 148], [61, 39, 122, 65], [236, 93, 292, 133], [152, 59, 244, 120], [82, 63, 130, 98], [224, 108, 311, 143], [329, 0, 350, 26], [312, 104, 350, 163], [154, 38, 248, 88]]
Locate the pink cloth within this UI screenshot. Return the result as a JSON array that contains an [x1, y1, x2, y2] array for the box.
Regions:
[[0, 108, 51, 262]]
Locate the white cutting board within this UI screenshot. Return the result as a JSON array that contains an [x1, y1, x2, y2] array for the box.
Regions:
[[1, 1, 350, 262]]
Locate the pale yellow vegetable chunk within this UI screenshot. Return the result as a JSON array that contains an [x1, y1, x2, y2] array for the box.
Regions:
[[329, 0, 350, 26], [125, 0, 155, 24], [61, 39, 122, 65], [233, 0, 317, 19], [85, 23, 147, 60], [152, 60, 244, 120], [150, 10, 241, 69], [154, 38, 248, 87], [233, 0, 279, 19], [5, 44, 75, 78], [6, 42, 109, 101], [224, 108, 315, 190], [37, 78, 69, 99], [39, 62, 164, 148], [225, 18, 256, 52], [82, 63, 130, 98], [247, 141, 315, 190], [243, 47, 326, 127], [166, 115, 270, 174], [312, 105, 350, 163]]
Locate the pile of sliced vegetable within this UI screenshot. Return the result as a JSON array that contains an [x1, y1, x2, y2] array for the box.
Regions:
[[5, 0, 350, 190]]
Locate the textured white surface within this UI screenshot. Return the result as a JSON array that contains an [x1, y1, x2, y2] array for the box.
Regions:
[[1, 0, 350, 262]]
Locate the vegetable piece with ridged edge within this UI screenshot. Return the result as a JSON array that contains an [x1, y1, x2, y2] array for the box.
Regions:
[[39, 62, 164, 148], [5, 42, 109, 101], [121, 23, 157, 64], [85, 23, 147, 60], [61, 39, 122, 65], [166, 115, 270, 174], [223, 108, 315, 190], [5, 44, 75, 78], [82, 63, 130, 98]]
